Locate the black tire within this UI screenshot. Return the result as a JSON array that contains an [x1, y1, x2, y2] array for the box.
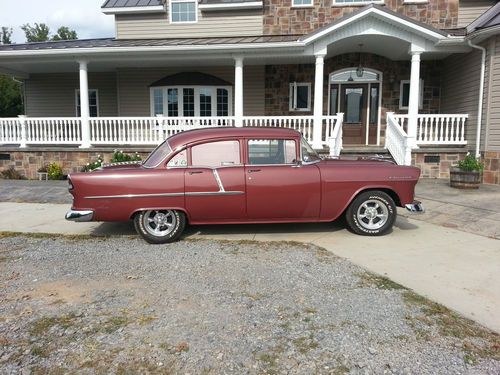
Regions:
[[345, 191, 396, 236], [134, 209, 186, 244]]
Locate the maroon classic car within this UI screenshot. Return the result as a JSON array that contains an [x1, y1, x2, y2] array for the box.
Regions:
[[66, 127, 423, 244]]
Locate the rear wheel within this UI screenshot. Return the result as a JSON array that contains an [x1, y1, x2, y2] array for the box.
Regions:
[[345, 191, 396, 236], [134, 209, 186, 244]]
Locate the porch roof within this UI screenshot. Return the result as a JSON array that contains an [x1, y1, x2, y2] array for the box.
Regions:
[[101, 0, 163, 8]]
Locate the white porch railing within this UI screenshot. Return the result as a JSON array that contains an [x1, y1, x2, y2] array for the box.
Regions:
[[385, 112, 412, 166], [0, 115, 343, 150], [392, 114, 468, 145]]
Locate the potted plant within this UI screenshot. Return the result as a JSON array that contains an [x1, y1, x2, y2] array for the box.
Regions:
[[450, 154, 484, 189]]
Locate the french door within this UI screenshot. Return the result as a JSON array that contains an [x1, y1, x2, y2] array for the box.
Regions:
[[330, 82, 380, 145]]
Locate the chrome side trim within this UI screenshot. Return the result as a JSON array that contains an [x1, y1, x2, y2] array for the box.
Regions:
[[65, 210, 94, 222], [85, 192, 185, 199], [212, 169, 225, 192], [84, 191, 244, 199]]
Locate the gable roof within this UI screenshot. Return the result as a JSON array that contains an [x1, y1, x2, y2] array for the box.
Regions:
[[467, 2, 500, 33]]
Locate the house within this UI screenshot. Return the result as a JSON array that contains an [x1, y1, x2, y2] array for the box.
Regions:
[[0, 0, 499, 184]]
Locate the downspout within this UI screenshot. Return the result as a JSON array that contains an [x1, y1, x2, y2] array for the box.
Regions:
[[468, 40, 486, 159]]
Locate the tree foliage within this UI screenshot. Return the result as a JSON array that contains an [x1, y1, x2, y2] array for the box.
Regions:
[[52, 26, 78, 41], [21, 23, 51, 42], [21, 23, 78, 42], [1, 27, 13, 44], [0, 75, 23, 117]]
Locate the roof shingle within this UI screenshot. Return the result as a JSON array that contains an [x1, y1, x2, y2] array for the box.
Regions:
[[101, 0, 163, 8]]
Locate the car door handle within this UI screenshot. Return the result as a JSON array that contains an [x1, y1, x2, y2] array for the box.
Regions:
[[248, 169, 261, 173], [188, 171, 203, 175]]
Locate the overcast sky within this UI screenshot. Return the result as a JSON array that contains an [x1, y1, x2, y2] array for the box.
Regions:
[[0, 0, 115, 43]]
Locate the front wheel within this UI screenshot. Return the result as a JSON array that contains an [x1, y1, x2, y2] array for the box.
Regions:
[[345, 191, 396, 236], [134, 209, 186, 244]]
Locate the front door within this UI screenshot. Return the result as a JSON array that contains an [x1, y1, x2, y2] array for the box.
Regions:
[[340, 84, 368, 145]]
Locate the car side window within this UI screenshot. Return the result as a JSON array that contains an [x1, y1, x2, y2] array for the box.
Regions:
[[191, 140, 241, 168], [248, 139, 297, 165], [167, 149, 188, 168]]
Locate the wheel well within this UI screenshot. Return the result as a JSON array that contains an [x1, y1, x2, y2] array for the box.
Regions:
[[357, 188, 402, 207]]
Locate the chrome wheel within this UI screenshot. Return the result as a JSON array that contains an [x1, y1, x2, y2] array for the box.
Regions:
[[142, 210, 177, 237], [356, 199, 389, 231]]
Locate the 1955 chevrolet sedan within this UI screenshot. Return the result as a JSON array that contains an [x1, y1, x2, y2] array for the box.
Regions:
[[66, 127, 423, 244]]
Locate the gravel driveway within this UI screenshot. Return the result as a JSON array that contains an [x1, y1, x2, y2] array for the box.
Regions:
[[0, 235, 499, 375]]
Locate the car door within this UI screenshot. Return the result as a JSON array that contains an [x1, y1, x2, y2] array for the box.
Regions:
[[245, 138, 321, 220], [184, 139, 246, 222]]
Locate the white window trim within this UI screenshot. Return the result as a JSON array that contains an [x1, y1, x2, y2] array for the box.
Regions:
[[150, 86, 233, 117], [402, 1, 428, 4], [169, 0, 198, 24], [399, 79, 424, 111], [289, 82, 312, 112], [332, 0, 384, 7], [75, 89, 99, 117], [291, 0, 314, 8]]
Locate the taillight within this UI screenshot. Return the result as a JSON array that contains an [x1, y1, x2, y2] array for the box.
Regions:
[[68, 177, 74, 191]]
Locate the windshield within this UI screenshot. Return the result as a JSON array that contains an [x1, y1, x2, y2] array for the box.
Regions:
[[301, 137, 321, 163], [143, 140, 173, 168]]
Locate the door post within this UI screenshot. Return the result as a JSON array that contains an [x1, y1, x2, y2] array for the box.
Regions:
[[407, 51, 421, 148], [312, 52, 326, 149], [234, 56, 244, 127], [78, 60, 91, 148]]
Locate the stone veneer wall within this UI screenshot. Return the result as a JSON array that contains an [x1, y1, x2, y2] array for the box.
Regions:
[[482, 151, 500, 185], [265, 53, 442, 141], [411, 151, 468, 179], [0, 149, 152, 180], [264, 0, 459, 35]]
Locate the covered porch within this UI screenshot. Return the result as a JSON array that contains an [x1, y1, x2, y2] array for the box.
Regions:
[[0, 5, 475, 167]]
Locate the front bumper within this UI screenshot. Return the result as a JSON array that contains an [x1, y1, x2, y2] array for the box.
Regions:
[[65, 210, 94, 222], [405, 201, 425, 213]]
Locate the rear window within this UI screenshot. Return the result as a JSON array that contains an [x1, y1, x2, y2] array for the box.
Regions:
[[143, 141, 172, 168]]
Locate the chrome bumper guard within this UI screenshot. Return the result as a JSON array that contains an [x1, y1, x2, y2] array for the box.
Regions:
[[65, 210, 94, 222], [405, 201, 425, 213]]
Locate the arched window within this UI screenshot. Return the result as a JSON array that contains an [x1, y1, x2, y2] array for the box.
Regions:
[[150, 72, 232, 117]]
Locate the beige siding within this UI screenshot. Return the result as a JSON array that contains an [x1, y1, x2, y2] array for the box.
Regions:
[[485, 36, 500, 151], [115, 9, 262, 39], [117, 65, 264, 116], [441, 49, 485, 150], [25, 73, 118, 117], [458, 0, 496, 27]]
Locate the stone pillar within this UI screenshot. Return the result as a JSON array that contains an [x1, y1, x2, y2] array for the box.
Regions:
[[312, 53, 325, 149], [234, 56, 244, 127], [78, 60, 91, 148]]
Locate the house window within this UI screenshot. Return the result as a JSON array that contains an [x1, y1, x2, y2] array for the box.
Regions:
[[76, 89, 99, 117], [169, 0, 197, 23], [248, 139, 297, 165], [151, 86, 232, 117], [289, 82, 311, 112], [400, 80, 424, 110], [292, 0, 313, 7]]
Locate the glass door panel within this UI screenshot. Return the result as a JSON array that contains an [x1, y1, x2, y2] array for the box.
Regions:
[[344, 88, 364, 123], [199, 88, 212, 117]]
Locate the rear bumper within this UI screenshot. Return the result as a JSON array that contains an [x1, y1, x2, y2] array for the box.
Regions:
[[65, 210, 94, 222], [405, 201, 425, 213]]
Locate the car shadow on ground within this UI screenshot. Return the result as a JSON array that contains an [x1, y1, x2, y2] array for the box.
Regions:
[[90, 215, 420, 239]]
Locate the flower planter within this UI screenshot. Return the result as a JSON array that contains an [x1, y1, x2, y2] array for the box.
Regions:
[[449, 167, 481, 189]]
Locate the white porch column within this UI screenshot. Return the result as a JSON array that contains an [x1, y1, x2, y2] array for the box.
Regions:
[[312, 53, 326, 149], [407, 51, 421, 148], [78, 60, 91, 148], [234, 56, 244, 127]]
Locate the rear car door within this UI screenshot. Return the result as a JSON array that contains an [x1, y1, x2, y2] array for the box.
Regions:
[[245, 138, 321, 219]]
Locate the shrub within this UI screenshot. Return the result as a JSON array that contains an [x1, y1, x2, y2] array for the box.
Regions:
[[111, 150, 142, 163], [82, 154, 103, 172], [1, 166, 26, 180], [457, 154, 484, 172], [47, 163, 64, 180]]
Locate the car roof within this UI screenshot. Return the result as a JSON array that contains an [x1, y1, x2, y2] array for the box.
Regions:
[[167, 127, 301, 149]]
